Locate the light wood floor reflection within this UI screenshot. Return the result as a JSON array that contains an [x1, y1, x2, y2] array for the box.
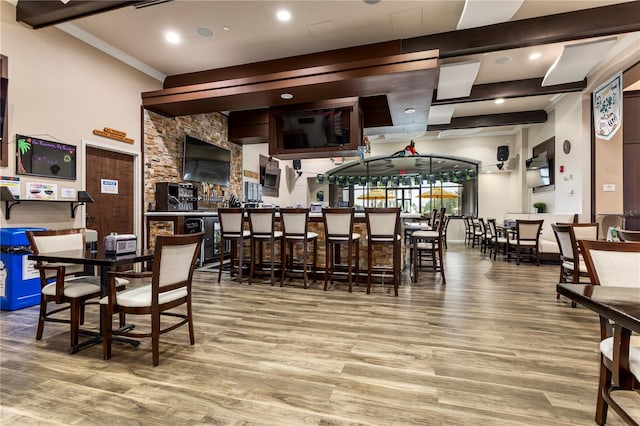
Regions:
[[1, 242, 638, 425]]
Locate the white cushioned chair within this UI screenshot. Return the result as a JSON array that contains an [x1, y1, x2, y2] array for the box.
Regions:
[[26, 228, 113, 353], [280, 207, 318, 288], [322, 207, 360, 293], [365, 207, 401, 296], [100, 232, 203, 366], [217, 207, 251, 284], [579, 239, 640, 425], [247, 208, 283, 286]]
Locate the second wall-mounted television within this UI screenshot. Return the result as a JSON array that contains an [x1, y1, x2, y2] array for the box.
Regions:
[[269, 97, 362, 160], [182, 135, 231, 185], [526, 152, 551, 189]]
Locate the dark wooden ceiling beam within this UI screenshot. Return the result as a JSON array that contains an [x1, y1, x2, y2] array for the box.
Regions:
[[428, 111, 547, 131], [16, 1, 140, 30], [403, 2, 640, 58], [432, 78, 587, 105]]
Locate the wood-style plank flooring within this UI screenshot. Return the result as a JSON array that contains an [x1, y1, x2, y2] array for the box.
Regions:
[[1, 242, 638, 425]]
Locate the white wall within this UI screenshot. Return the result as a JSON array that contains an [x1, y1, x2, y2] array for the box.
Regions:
[[553, 93, 585, 216], [1, 1, 161, 231]]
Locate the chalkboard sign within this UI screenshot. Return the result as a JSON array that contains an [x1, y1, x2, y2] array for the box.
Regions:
[[16, 134, 77, 180]]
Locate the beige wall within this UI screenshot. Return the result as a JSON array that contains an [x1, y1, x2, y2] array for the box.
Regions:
[[0, 1, 161, 231]]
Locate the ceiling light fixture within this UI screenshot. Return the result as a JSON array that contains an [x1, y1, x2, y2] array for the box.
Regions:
[[223, 26, 230, 31], [404, 108, 416, 114], [495, 98, 505, 104], [165, 31, 181, 44], [528, 52, 542, 60], [276, 10, 291, 22], [280, 93, 293, 100]]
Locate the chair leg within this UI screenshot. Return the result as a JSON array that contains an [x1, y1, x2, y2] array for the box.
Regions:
[[36, 295, 47, 340], [355, 240, 360, 288], [270, 238, 276, 286], [102, 305, 113, 361], [367, 242, 373, 294], [218, 236, 224, 283], [302, 241, 308, 289], [438, 239, 446, 285], [280, 239, 287, 286], [249, 239, 255, 285], [238, 238, 244, 283], [69, 299, 81, 348], [187, 297, 195, 345], [347, 242, 353, 293], [151, 311, 160, 367], [595, 356, 610, 425], [324, 241, 330, 291], [312, 239, 318, 284]]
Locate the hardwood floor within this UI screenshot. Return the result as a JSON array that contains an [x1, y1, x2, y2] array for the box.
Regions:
[[1, 242, 638, 425]]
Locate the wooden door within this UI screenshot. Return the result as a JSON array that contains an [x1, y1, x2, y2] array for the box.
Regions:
[[86, 146, 135, 252]]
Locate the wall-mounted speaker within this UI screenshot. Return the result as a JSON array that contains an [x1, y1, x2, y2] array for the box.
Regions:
[[292, 159, 301, 170], [497, 145, 509, 162]]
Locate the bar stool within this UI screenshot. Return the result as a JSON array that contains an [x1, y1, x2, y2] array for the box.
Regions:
[[280, 208, 318, 288], [364, 207, 401, 296], [247, 208, 283, 285], [217, 208, 250, 283], [322, 207, 360, 292], [411, 207, 446, 284]]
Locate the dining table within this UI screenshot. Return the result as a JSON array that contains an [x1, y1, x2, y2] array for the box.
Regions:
[[556, 283, 640, 424], [28, 248, 155, 354], [556, 283, 640, 334]]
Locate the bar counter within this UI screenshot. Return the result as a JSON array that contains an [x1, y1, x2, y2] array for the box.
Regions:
[[145, 210, 423, 271]]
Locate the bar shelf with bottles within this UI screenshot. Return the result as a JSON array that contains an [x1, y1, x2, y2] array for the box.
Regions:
[[155, 182, 198, 211]]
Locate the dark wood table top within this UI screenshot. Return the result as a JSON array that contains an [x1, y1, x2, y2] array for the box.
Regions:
[[29, 248, 154, 268], [556, 283, 640, 333]]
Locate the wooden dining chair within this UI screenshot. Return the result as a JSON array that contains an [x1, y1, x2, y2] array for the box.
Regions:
[[247, 208, 283, 285], [364, 207, 401, 296], [322, 207, 360, 293], [100, 232, 203, 366], [487, 218, 508, 261], [217, 207, 250, 283], [26, 228, 102, 351], [579, 240, 640, 426], [411, 207, 446, 285], [508, 219, 544, 265], [280, 207, 318, 288]]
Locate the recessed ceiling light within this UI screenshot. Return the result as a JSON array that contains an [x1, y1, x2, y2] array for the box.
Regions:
[[529, 52, 542, 60], [195, 27, 214, 38], [404, 108, 416, 114], [494, 56, 512, 65], [165, 31, 181, 44], [364, 0, 381, 4], [495, 98, 505, 104], [276, 9, 291, 22], [281, 93, 293, 100], [223, 26, 230, 31]]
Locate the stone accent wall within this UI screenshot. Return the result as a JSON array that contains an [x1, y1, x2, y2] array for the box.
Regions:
[[143, 110, 242, 211]]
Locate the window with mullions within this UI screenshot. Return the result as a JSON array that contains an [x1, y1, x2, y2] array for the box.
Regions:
[[350, 181, 462, 215]]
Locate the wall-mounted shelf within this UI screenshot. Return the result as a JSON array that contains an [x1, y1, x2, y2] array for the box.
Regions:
[[0, 186, 94, 220]]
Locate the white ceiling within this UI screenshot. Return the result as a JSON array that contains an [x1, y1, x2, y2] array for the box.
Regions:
[[35, 0, 640, 140]]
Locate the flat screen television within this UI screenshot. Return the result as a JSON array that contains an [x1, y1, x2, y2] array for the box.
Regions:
[[16, 134, 77, 180], [526, 152, 551, 188], [182, 135, 231, 185], [280, 108, 349, 149]]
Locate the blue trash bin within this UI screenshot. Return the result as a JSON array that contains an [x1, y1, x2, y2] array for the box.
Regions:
[[0, 227, 47, 311]]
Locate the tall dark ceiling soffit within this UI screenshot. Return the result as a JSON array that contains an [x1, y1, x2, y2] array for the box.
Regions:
[[431, 78, 587, 105], [427, 111, 548, 131], [141, 50, 439, 118], [402, 2, 640, 58], [15, 1, 147, 29]]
